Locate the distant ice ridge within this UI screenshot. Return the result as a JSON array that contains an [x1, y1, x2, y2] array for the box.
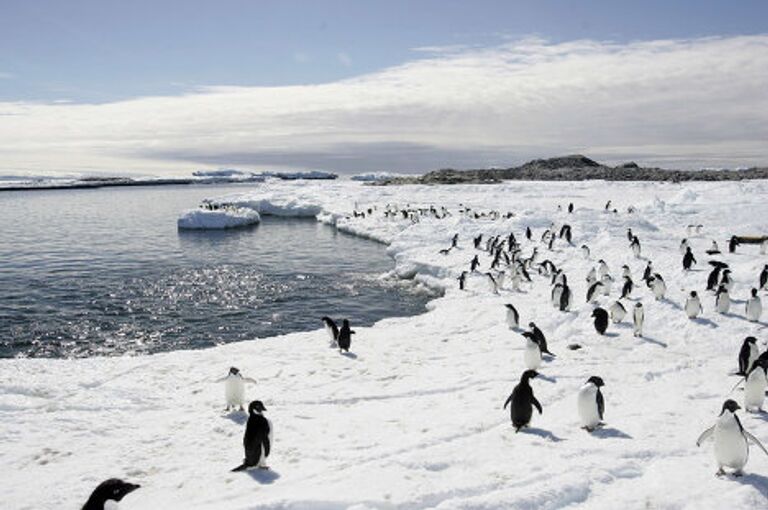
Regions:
[[192, 169, 266, 183], [177, 207, 260, 229], [350, 172, 410, 182]]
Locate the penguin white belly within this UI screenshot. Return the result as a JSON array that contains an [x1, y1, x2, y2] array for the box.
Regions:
[[506, 310, 518, 329], [610, 306, 625, 323], [225, 377, 245, 408], [716, 294, 730, 313], [714, 420, 749, 470], [325, 324, 338, 347], [747, 299, 762, 321], [652, 281, 665, 300], [577, 385, 600, 429], [524, 341, 542, 370], [748, 345, 759, 372], [685, 299, 700, 318], [551, 287, 562, 307], [744, 371, 767, 411], [259, 418, 273, 467], [633, 311, 644, 335]]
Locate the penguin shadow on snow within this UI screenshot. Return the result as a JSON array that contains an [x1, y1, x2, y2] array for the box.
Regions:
[[223, 410, 249, 425], [659, 297, 682, 311], [637, 335, 668, 348], [536, 373, 557, 384], [733, 472, 768, 498], [245, 468, 281, 484], [340, 351, 358, 360], [591, 426, 633, 439], [520, 427, 564, 442], [691, 317, 719, 328]]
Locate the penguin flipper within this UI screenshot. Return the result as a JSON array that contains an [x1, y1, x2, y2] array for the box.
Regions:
[[531, 395, 543, 415], [503, 394, 513, 409], [262, 436, 271, 458], [696, 425, 715, 447], [744, 430, 768, 456], [597, 390, 605, 420]]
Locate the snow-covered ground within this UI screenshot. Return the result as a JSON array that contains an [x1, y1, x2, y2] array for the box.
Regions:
[[177, 207, 261, 229], [3, 179, 768, 509]]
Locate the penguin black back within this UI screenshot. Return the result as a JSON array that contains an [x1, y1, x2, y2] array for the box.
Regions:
[[591, 308, 609, 335], [82, 479, 140, 510], [232, 400, 271, 472], [503, 370, 542, 431], [337, 319, 355, 352]]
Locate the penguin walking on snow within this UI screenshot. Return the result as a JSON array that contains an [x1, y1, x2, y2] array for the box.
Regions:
[[505, 304, 519, 329], [715, 285, 730, 314], [744, 359, 768, 413], [706, 240, 721, 255], [696, 400, 768, 476], [217, 367, 257, 412], [746, 288, 762, 321], [321, 316, 340, 347], [683, 247, 696, 270], [232, 400, 272, 471], [521, 332, 542, 370], [577, 376, 605, 432], [633, 303, 644, 337], [685, 291, 703, 319], [82, 479, 140, 510], [503, 370, 542, 432], [458, 271, 467, 290], [760, 264, 768, 290], [591, 308, 609, 335], [620, 276, 633, 299], [738, 337, 760, 376], [609, 301, 626, 323], [650, 274, 666, 300], [630, 236, 641, 258], [528, 322, 555, 357], [337, 319, 355, 353], [586, 281, 603, 303]]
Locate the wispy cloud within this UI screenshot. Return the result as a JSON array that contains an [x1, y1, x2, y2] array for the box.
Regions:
[[0, 35, 767, 175]]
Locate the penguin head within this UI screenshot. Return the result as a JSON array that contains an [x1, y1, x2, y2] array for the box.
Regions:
[[521, 370, 539, 381], [528, 321, 536, 329], [228, 367, 240, 376], [591, 308, 605, 317], [505, 303, 515, 310], [635, 302, 642, 308], [746, 336, 757, 345], [751, 288, 758, 297], [342, 319, 350, 327], [690, 291, 698, 298], [249, 400, 267, 414], [586, 376, 605, 387], [720, 399, 741, 415], [87, 479, 140, 505]]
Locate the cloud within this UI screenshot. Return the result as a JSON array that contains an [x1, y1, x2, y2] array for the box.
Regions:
[[0, 35, 767, 175]]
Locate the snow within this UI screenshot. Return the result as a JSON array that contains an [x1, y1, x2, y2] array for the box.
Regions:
[[3, 179, 768, 509], [177, 207, 261, 229]]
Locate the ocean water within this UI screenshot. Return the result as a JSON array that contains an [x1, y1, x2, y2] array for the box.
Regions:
[[0, 184, 432, 358]]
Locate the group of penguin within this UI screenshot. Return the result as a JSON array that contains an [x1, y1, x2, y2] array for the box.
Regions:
[[457, 201, 768, 477]]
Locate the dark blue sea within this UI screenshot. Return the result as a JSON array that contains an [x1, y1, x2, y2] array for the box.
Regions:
[[0, 184, 431, 358]]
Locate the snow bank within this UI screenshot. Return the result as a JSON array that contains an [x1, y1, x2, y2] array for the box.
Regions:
[[4, 179, 768, 509], [177, 207, 261, 229]]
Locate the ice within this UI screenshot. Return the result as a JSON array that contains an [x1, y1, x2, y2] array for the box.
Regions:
[[3, 179, 768, 509], [350, 172, 410, 182], [177, 207, 261, 229]]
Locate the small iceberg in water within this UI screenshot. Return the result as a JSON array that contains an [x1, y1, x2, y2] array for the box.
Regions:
[[177, 203, 261, 229]]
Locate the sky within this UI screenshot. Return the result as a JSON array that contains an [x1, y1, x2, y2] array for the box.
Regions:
[[1, 0, 767, 176]]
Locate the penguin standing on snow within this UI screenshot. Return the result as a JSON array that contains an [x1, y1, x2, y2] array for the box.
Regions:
[[321, 316, 340, 347], [217, 367, 257, 412], [683, 247, 697, 270], [738, 337, 760, 376], [760, 264, 768, 290], [715, 285, 730, 314], [601, 274, 613, 296], [521, 332, 542, 370], [232, 400, 272, 471], [685, 291, 703, 319], [470, 255, 480, 272], [559, 281, 573, 311], [620, 276, 634, 299], [503, 370, 543, 432], [577, 376, 605, 432], [458, 271, 467, 290], [706, 265, 722, 291], [337, 319, 355, 353], [598, 260, 609, 280], [581, 244, 590, 258], [525, 227, 532, 241], [505, 304, 519, 329], [633, 303, 644, 337], [650, 274, 666, 300], [746, 288, 762, 322], [586, 281, 603, 303], [528, 322, 555, 357], [744, 359, 768, 413], [609, 301, 626, 323], [696, 400, 768, 476], [630, 236, 641, 258], [592, 307, 609, 335], [706, 241, 721, 255], [82, 479, 140, 510]]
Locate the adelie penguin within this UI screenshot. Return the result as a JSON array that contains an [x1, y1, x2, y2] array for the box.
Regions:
[[685, 291, 703, 319], [738, 337, 760, 377], [82, 479, 140, 510], [503, 370, 543, 432], [581, 244, 590, 259], [521, 331, 543, 370], [591, 307, 609, 335], [458, 271, 467, 290], [216, 367, 257, 412], [337, 319, 355, 353], [620, 276, 633, 299], [650, 274, 666, 300], [630, 235, 641, 258], [696, 399, 768, 477], [632, 303, 644, 337], [682, 246, 696, 270], [528, 322, 555, 357], [705, 240, 721, 255], [505, 303, 519, 329], [586, 281, 603, 303], [715, 285, 730, 314], [577, 376, 605, 432], [232, 400, 273, 472], [760, 264, 768, 290], [321, 316, 340, 348], [746, 288, 762, 322], [609, 301, 626, 323], [744, 358, 768, 413]]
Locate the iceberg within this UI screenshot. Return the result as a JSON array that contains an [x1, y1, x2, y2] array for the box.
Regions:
[[176, 206, 261, 229]]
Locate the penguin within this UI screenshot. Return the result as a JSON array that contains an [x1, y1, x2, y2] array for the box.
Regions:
[[458, 271, 467, 290], [337, 319, 355, 353], [621, 264, 632, 279], [642, 261, 653, 284], [82, 479, 140, 510], [630, 236, 641, 258], [600, 274, 613, 296], [470, 255, 480, 272], [232, 400, 272, 471], [525, 227, 532, 241], [484, 272, 499, 294], [568, 202, 574, 213], [505, 303, 519, 329], [597, 260, 609, 280], [321, 316, 340, 347], [738, 337, 760, 376], [633, 302, 644, 337], [591, 307, 609, 335], [551, 283, 564, 308], [577, 376, 605, 432], [609, 300, 626, 323], [696, 399, 768, 476], [706, 265, 722, 291], [683, 247, 696, 270], [581, 244, 590, 258], [744, 359, 768, 413], [503, 370, 542, 432], [720, 269, 734, 292], [217, 367, 257, 412], [729, 236, 739, 253], [586, 267, 597, 286], [626, 228, 633, 242], [685, 291, 703, 318], [715, 285, 730, 314], [679, 238, 689, 255], [559, 282, 572, 311], [620, 276, 633, 299], [521, 332, 542, 370], [706, 240, 721, 255], [586, 281, 603, 303], [528, 322, 555, 357], [761, 264, 768, 290], [650, 274, 666, 300], [746, 288, 762, 322], [604, 200, 612, 211]]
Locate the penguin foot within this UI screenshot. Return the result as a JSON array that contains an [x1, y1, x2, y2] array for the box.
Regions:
[[715, 468, 725, 477], [732, 470, 744, 477], [239, 406, 244, 412]]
